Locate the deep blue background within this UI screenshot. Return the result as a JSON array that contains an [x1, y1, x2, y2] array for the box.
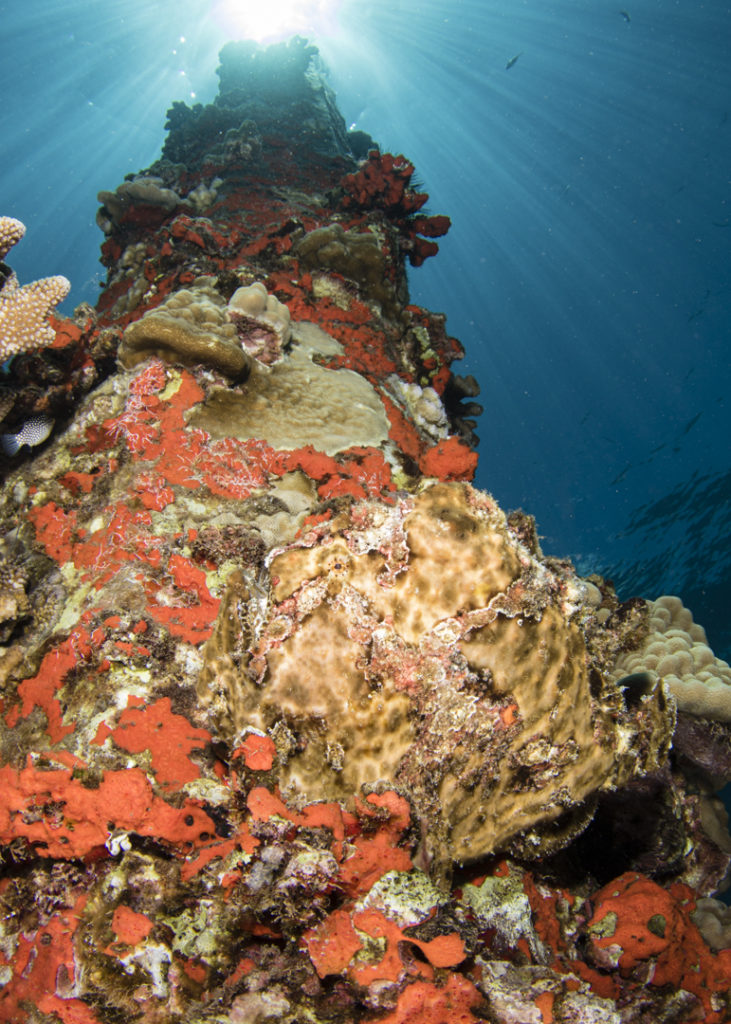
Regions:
[[1, 0, 729, 663]]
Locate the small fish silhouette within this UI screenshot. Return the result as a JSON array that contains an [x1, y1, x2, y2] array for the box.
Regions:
[[1, 414, 53, 455], [610, 463, 632, 486], [620, 10, 631, 22], [505, 52, 523, 70], [679, 412, 701, 436]]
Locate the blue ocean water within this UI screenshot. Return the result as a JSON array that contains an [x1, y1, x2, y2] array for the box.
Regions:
[[1, 0, 729, 663]]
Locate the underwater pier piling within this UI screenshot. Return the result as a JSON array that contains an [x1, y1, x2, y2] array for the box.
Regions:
[[0, 37, 729, 1024]]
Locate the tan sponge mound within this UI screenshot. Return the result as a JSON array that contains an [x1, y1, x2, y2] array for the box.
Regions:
[[609, 595, 731, 722], [199, 482, 675, 864], [118, 277, 252, 380]]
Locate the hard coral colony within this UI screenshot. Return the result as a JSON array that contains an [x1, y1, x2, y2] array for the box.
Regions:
[[0, 37, 729, 1024]]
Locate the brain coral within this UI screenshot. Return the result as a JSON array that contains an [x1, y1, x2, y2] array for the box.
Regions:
[[609, 595, 731, 722], [199, 482, 674, 865]]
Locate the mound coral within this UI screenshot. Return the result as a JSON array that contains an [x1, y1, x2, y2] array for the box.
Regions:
[[228, 280, 291, 364], [693, 897, 731, 951], [198, 481, 675, 865], [118, 276, 252, 380], [294, 222, 400, 314], [188, 331, 391, 456], [610, 594, 731, 721], [97, 175, 184, 233], [386, 376, 449, 443]]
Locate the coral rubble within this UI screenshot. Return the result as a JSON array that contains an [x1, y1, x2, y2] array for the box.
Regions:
[[0, 39, 729, 1024]]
